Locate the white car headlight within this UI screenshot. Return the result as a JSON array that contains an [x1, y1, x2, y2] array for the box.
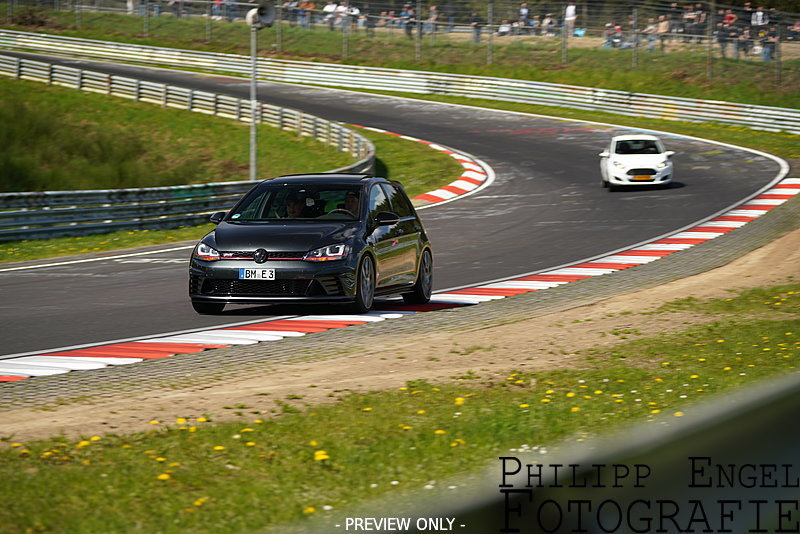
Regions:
[[656, 160, 670, 169], [304, 244, 350, 262], [194, 242, 220, 261], [612, 160, 626, 169]]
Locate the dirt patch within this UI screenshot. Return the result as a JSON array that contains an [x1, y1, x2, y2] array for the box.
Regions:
[[2, 227, 800, 443]]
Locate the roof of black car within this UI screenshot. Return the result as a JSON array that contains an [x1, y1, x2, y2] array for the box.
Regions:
[[267, 173, 379, 185]]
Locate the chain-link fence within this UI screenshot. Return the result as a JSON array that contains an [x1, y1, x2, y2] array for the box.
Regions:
[[3, 0, 799, 86]]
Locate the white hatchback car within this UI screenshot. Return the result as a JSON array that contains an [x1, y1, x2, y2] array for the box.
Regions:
[[599, 135, 674, 191]]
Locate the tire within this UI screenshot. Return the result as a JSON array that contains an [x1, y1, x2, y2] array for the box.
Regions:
[[192, 301, 225, 315], [351, 255, 375, 314], [402, 249, 433, 304]]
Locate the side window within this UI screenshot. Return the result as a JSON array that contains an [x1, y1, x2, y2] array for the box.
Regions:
[[381, 184, 414, 218], [368, 184, 390, 218]]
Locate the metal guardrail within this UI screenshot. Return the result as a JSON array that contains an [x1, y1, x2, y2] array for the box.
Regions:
[[0, 52, 375, 241], [1, 29, 799, 134]]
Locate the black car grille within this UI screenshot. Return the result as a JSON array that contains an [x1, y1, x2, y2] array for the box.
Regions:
[[626, 168, 657, 176], [201, 279, 313, 296], [219, 251, 306, 260]]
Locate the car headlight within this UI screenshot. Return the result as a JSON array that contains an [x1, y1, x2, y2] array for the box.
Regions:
[[612, 160, 626, 169], [304, 244, 350, 262], [194, 242, 220, 261], [656, 160, 670, 169]]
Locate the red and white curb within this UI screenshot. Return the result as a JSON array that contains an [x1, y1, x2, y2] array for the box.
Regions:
[[1, 179, 796, 383], [352, 125, 494, 207], [430, 178, 800, 305]]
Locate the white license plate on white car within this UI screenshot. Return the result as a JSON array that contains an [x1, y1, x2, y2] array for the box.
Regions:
[[239, 268, 275, 280]]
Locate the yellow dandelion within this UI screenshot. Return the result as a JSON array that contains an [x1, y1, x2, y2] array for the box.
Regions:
[[176, 418, 187, 425], [416, 410, 426, 415], [157, 473, 171, 481], [149, 420, 160, 425], [674, 412, 685, 417], [454, 397, 465, 405], [254, 419, 264, 424], [213, 446, 225, 451], [246, 442, 256, 447], [241, 428, 254, 432], [194, 497, 208, 507], [314, 450, 330, 461], [89, 436, 101, 442], [10, 443, 21, 448], [571, 407, 581, 413], [651, 409, 661, 414], [197, 417, 208, 423], [541, 398, 551, 403], [303, 507, 316, 514], [519, 403, 530, 408], [690, 374, 699, 379], [362, 407, 373, 412], [566, 392, 576, 398], [434, 429, 447, 435], [76, 440, 91, 449], [309, 440, 318, 447], [156, 457, 166, 462], [402, 425, 413, 430]]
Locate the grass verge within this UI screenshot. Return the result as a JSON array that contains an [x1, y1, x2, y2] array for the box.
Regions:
[[0, 283, 797, 532], [0, 76, 355, 192]]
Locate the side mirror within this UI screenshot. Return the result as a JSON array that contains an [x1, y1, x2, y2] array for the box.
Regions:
[[209, 211, 226, 224], [665, 151, 675, 158], [375, 211, 400, 226], [599, 151, 610, 158]]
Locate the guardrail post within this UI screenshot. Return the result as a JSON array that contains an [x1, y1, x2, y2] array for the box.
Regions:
[[134, 79, 141, 101], [14, 57, 21, 79], [106, 72, 112, 95]]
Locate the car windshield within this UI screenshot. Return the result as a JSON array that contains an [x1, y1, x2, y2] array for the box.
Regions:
[[227, 185, 362, 222], [614, 139, 663, 155]]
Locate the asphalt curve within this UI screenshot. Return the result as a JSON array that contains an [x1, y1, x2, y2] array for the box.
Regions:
[[0, 52, 783, 356]]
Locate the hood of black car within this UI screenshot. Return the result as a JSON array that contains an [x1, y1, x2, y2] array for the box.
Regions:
[[210, 221, 358, 252]]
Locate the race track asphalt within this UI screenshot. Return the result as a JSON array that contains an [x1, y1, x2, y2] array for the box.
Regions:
[[0, 52, 783, 356]]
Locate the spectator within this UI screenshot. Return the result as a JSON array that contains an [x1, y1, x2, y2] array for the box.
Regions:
[[668, 2, 683, 41], [751, 6, 769, 34], [424, 5, 438, 34], [404, 8, 416, 39], [723, 9, 737, 26], [497, 19, 512, 36], [788, 19, 800, 41], [736, 26, 752, 58], [541, 13, 555, 36], [518, 2, 530, 34], [760, 25, 778, 61], [322, 0, 337, 30], [656, 14, 670, 51], [468, 11, 484, 44], [643, 17, 658, 52], [530, 15, 540, 36], [564, 2, 577, 36]]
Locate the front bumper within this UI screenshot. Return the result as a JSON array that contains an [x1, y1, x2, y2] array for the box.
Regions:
[[608, 167, 672, 186], [189, 258, 358, 304]]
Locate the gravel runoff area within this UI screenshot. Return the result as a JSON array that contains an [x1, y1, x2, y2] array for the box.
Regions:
[[0, 184, 798, 442]]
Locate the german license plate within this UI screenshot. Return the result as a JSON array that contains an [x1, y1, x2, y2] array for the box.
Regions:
[[633, 175, 652, 181], [239, 268, 275, 280]]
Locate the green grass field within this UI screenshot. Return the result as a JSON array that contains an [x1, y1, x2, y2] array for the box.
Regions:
[[0, 283, 797, 532]]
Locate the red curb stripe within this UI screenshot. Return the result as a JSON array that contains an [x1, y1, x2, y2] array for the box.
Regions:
[[517, 274, 593, 282], [117, 342, 229, 351], [375, 302, 464, 312], [616, 250, 675, 257], [40, 349, 178, 360], [756, 194, 793, 200], [231, 324, 330, 333], [450, 288, 533, 296], [773, 184, 800, 189], [280, 320, 366, 327], [688, 226, 737, 233], [572, 262, 640, 269], [414, 193, 445, 203], [458, 176, 485, 185], [713, 215, 757, 222], [441, 185, 469, 195], [653, 238, 710, 245], [0, 375, 28, 382], [737, 204, 774, 211]]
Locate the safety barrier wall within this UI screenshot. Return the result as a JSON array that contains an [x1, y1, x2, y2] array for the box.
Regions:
[[2, 29, 800, 134], [0, 52, 375, 241]]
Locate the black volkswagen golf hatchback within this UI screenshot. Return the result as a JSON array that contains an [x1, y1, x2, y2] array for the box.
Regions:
[[189, 174, 433, 314]]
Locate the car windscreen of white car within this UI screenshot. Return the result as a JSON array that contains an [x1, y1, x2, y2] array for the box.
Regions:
[[614, 139, 663, 155]]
